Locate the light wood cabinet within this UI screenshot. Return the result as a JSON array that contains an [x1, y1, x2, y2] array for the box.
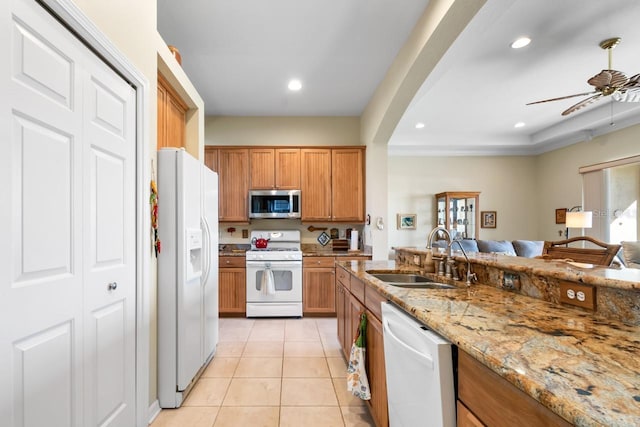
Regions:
[[303, 257, 336, 315], [250, 148, 300, 190], [457, 401, 485, 427], [336, 264, 388, 427], [436, 191, 480, 240], [301, 148, 332, 221], [301, 147, 365, 222], [204, 147, 218, 172], [458, 350, 571, 427], [218, 148, 249, 222], [332, 148, 365, 222], [219, 256, 246, 316], [365, 312, 389, 427], [157, 74, 187, 150]]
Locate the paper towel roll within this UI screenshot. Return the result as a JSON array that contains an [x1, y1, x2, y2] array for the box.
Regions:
[[349, 230, 359, 251]]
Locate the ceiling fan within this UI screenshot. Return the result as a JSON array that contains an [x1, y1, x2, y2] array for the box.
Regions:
[[527, 37, 640, 116]]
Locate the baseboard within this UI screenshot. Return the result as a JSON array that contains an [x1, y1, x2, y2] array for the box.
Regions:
[[147, 400, 161, 425]]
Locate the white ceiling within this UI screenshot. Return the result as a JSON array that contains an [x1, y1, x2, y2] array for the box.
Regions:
[[157, 0, 640, 155]]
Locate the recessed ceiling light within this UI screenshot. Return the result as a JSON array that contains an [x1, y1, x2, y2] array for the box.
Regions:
[[514, 122, 525, 128], [415, 122, 425, 129], [288, 79, 302, 91], [511, 37, 531, 49]]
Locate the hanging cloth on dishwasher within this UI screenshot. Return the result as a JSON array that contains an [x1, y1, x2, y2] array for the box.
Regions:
[[261, 263, 276, 296], [347, 311, 371, 400]]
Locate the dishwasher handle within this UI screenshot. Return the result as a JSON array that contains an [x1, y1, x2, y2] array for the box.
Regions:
[[383, 317, 434, 369]]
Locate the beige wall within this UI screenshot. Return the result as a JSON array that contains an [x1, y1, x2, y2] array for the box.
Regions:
[[388, 155, 538, 254], [205, 116, 360, 146], [536, 123, 640, 242]]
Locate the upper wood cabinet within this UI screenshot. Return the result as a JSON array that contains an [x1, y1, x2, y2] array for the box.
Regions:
[[301, 147, 365, 222], [249, 148, 300, 190], [157, 74, 187, 150], [332, 148, 365, 222], [218, 148, 249, 222], [204, 147, 218, 172], [301, 148, 332, 221]]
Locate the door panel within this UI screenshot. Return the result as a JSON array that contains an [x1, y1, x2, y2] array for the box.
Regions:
[[13, 321, 74, 427]]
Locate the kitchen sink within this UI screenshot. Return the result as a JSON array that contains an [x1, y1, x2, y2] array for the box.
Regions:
[[387, 282, 457, 289], [367, 273, 457, 289], [368, 273, 433, 283]]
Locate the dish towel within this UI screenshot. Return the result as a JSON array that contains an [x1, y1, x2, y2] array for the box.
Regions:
[[347, 311, 371, 400], [261, 264, 276, 296]]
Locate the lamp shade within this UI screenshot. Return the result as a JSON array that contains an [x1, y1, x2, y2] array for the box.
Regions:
[[566, 211, 593, 228]]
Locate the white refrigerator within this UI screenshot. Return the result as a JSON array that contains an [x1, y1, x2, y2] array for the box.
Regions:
[[157, 148, 219, 408]]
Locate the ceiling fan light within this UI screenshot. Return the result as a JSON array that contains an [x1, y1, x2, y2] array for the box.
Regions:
[[511, 37, 531, 49]]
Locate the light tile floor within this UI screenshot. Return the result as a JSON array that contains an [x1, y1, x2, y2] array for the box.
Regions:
[[151, 317, 376, 427]]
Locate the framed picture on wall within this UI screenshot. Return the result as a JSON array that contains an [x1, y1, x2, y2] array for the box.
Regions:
[[555, 208, 567, 224], [397, 213, 417, 229], [481, 211, 496, 228]]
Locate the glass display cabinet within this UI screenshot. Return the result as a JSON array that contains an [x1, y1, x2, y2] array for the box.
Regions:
[[435, 192, 480, 240]]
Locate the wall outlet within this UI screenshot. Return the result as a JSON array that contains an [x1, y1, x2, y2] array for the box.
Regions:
[[559, 281, 596, 310], [502, 272, 520, 290], [242, 229, 248, 238]]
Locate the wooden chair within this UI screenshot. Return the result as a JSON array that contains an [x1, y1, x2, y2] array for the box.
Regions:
[[541, 236, 621, 267]]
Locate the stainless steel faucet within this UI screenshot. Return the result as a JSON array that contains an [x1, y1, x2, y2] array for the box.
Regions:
[[426, 227, 452, 257], [450, 240, 477, 287]]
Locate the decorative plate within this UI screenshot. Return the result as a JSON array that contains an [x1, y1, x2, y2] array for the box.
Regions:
[[317, 231, 330, 246]]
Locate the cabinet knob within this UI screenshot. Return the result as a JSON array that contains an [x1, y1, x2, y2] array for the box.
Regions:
[[108, 281, 118, 291]]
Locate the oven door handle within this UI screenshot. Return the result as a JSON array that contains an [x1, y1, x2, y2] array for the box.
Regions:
[[246, 261, 302, 269]]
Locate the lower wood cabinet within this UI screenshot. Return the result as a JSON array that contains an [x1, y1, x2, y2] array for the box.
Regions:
[[303, 257, 336, 315], [457, 401, 485, 427], [219, 256, 246, 316], [458, 350, 571, 427], [336, 264, 389, 427]]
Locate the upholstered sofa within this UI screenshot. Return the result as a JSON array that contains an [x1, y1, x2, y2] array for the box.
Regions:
[[431, 239, 544, 258]]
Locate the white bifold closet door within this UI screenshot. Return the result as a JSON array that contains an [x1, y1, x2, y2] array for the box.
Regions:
[[0, 1, 137, 426]]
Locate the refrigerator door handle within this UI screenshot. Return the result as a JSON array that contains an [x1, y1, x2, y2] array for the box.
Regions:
[[201, 217, 212, 285]]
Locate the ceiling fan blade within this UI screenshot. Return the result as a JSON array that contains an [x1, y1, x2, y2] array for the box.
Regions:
[[526, 91, 597, 106], [588, 69, 628, 88], [561, 94, 602, 116]]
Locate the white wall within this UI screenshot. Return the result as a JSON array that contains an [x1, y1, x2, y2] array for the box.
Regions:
[[387, 155, 538, 252]]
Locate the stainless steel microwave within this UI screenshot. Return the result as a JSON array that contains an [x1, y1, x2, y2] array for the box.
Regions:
[[249, 190, 301, 219]]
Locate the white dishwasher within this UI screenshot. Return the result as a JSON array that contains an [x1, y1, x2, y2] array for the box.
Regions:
[[382, 302, 455, 427]]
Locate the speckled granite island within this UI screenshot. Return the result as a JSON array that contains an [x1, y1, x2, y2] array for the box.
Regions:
[[337, 250, 640, 427]]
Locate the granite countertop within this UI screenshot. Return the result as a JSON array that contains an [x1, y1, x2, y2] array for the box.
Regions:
[[337, 259, 640, 427], [394, 246, 640, 291]]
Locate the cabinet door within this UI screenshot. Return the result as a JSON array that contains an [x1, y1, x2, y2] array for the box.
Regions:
[[366, 312, 389, 427], [156, 82, 167, 149], [218, 148, 249, 222], [166, 96, 186, 148], [457, 401, 485, 427], [204, 147, 218, 172], [301, 148, 332, 221], [275, 148, 301, 189], [157, 74, 187, 149], [347, 293, 363, 352], [331, 148, 364, 222], [249, 148, 275, 189], [219, 267, 246, 315], [302, 267, 336, 315], [336, 282, 347, 355]]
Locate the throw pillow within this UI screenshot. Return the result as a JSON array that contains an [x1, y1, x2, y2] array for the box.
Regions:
[[477, 240, 516, 256], [512, 240, 544, 258]]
